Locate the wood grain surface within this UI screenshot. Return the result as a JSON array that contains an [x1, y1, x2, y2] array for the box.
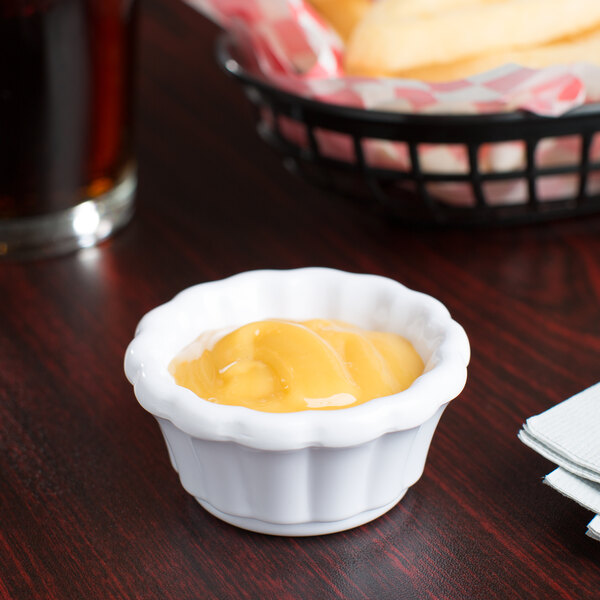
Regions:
[[1, 0, 600, 598]]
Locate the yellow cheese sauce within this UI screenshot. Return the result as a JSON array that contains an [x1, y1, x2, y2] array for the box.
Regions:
[[169, 319, 424, 413]]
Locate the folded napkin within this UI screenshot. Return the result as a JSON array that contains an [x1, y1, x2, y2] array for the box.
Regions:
[[518, 382, 600, 541], [588, 515, 600, 541]]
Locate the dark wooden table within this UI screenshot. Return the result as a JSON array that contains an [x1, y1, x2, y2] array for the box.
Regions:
[[2, 1, 600, 598]]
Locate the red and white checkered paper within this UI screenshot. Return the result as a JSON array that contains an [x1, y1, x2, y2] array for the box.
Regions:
[[186, 0, 600, 206]]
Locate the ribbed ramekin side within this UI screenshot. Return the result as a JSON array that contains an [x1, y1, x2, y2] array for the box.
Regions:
[[401, 405, 447, 488], [156, 412, 446, 527], [158, 418, 314, 522]]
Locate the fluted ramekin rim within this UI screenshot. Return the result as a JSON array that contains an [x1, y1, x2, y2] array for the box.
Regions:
[[124, 268, 469, 450]]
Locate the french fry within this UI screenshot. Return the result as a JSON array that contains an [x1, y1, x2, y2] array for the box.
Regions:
[[357, 0, 493, 19], [307, 0, 371, 41], [398, 26, 600, 81], [346, 0, 600, 76]]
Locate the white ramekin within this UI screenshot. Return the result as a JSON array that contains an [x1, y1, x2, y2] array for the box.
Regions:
[[124, 268, 470, 536]]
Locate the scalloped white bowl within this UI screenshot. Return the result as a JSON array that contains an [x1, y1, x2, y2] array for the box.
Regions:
[[124, 268, 470, 535]]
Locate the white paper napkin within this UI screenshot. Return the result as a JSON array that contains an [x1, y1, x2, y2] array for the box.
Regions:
[[518, 382, 600, 540], [544, 468, 600, 513], [588, 515, 600, 541], [519, 382, 600, 483]]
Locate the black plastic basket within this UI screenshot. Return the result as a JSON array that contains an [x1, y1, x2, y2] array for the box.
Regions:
[[216, 35, 600, 226]]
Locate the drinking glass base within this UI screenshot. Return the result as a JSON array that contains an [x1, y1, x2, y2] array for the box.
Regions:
[[0, 164, 136, 260]]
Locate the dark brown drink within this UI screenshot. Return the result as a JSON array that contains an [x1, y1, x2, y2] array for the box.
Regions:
[[0, 0, 137, 222]]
